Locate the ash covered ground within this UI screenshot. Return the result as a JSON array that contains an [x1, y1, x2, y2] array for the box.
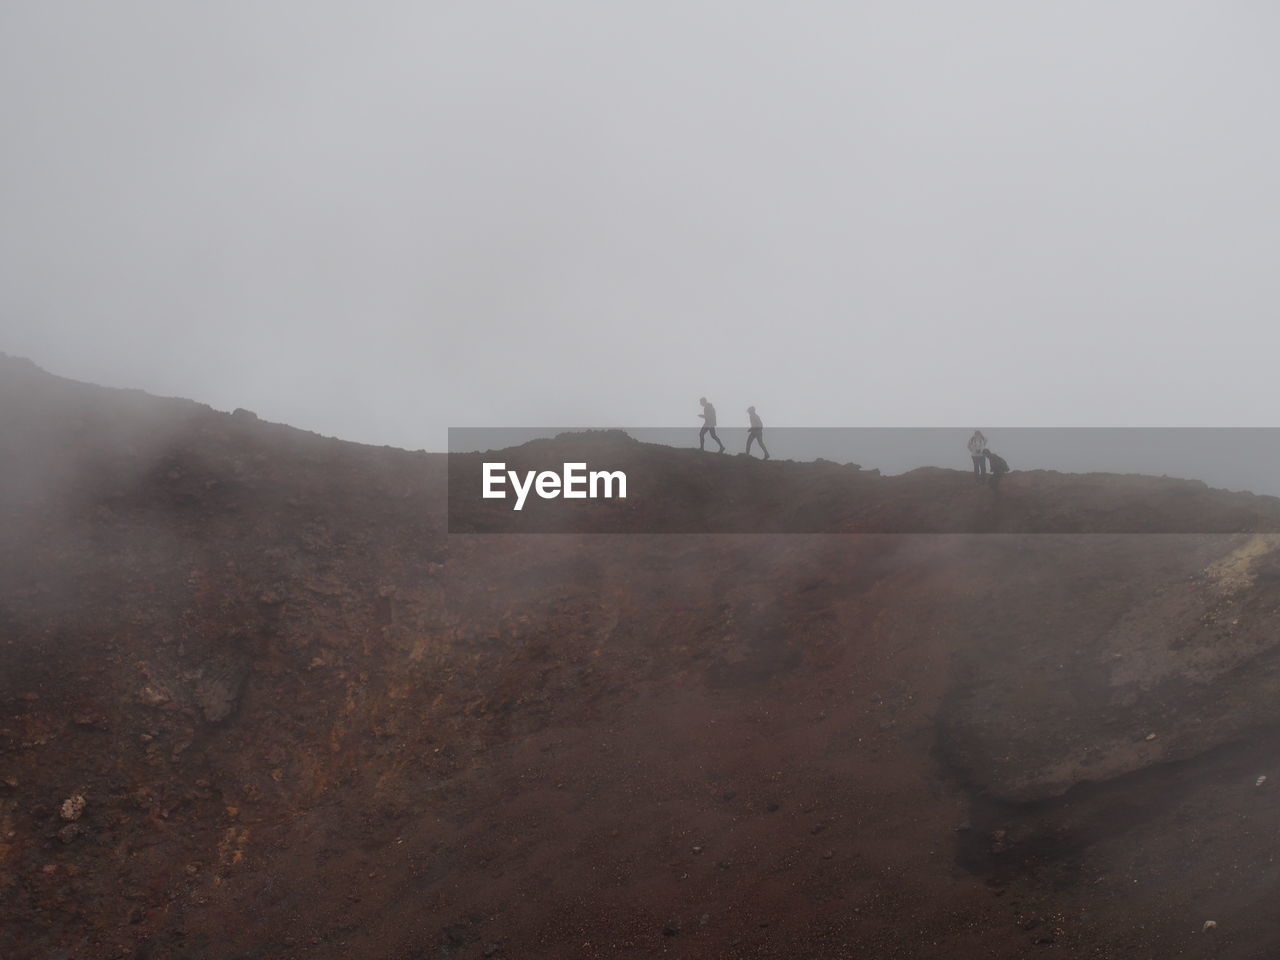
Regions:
[[5, 356, 1280, 959]]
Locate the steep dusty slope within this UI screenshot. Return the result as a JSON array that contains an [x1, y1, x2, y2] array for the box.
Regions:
[[4, 357, 1280, 959]]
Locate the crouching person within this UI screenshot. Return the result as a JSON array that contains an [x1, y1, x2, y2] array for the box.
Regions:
[[984, 448, 1010, 490]]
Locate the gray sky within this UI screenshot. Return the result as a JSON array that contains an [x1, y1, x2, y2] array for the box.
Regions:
[[3, 2, 1279, 450]]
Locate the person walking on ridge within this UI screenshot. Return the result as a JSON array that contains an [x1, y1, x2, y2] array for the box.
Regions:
[[746, 406, 770, 459], [968, 430, 988, 482], [698, 397, 725, 453]]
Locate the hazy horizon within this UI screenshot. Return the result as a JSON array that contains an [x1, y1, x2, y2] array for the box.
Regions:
[[4, 3, 1280, 450], [11, 350, 1280, 497]]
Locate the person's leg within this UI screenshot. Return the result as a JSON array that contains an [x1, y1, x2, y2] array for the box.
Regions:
[[699, 425, 709, 450], [760, 431, 770, 460], [746, 431, 756, 455], [972, 455, 982, 480], [710, 427, 724, 452]]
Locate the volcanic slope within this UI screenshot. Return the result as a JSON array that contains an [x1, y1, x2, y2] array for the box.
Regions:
[[4, 356, 1280, 959]]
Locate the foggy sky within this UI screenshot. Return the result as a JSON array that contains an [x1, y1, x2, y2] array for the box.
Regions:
[[3, 3, 1279, 451]]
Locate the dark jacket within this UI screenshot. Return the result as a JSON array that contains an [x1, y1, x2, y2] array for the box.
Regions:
[[986, 451, 1009, 476]]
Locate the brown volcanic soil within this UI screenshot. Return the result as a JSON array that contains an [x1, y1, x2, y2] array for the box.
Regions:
[[4, 356, 1280, 959]]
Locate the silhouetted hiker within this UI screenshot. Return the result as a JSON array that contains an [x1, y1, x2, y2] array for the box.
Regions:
[[746, 406, 770, 459], [984, 448, 1009, 490], [698, 397, 725, 453], [968, 430, 988, 482]]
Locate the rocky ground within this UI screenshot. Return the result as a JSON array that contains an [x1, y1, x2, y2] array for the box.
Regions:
[[4, 355, 1280, 959]]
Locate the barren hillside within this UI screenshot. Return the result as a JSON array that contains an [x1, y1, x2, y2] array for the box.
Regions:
[[4, 356, 1280, 959]]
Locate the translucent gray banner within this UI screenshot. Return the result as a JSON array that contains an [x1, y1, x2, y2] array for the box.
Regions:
[[447, 428, 1280, 534]]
